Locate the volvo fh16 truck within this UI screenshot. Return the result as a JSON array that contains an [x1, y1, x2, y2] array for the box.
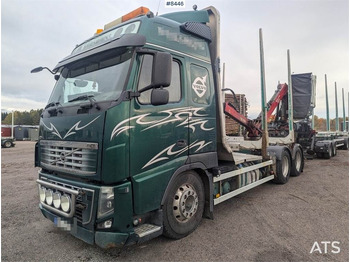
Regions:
[[32, 6, 303, 248]]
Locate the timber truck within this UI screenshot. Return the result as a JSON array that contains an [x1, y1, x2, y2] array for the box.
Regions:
[[32, 6, 305, 248]]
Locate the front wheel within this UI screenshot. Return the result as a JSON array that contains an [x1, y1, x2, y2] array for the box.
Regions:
[[163, 171, 204, 239]]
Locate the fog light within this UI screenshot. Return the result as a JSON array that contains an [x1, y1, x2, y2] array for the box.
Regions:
[[45, 189, 53, 205], [97, 219, 113, 229], [104, 220, 113, 228], [39, 186, 46, 202], [53, 192, 61, 209], [60, 194, 71, 212]]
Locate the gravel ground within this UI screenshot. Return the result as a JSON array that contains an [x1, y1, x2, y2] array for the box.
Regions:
[[1, 141, 349, 261]]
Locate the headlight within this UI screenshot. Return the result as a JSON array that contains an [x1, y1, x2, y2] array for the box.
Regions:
[[60, 194, 71, 212], [98, 187, 114, 218], [45, 189, 53, 205], [53, 192, 61, 209], [39, 186, 46, 202]]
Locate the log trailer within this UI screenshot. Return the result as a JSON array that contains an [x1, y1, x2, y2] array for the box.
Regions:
[[310, 75, 349, 158], [224, 71, 349, 160], [32, 6, 310, 248]]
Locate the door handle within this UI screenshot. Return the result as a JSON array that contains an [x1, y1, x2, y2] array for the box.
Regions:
[[176, 139, 187, 148]]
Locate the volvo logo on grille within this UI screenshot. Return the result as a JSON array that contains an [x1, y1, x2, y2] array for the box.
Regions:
[[51, 148, 80, 165], [59, 152, 66, 162]]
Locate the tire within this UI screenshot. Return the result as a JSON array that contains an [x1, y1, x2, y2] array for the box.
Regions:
[[316, 152, 323, 158], [342, 139, 349, 150], [163, 171, 205, 239], [332, 144, 337, 156], [273, 150, 291, 184], [291, 147, 303, 177], [3, 141, 12, 148], [324, 146, 332, 159]]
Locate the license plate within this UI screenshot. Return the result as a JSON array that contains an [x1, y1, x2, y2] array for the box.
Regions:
[[54, 216, 72, 231]]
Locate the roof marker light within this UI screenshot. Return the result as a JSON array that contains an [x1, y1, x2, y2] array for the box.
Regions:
[[104, 6, 150, 30]]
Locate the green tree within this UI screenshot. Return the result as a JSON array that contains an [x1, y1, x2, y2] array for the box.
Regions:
[[2, 109, 43, 125]]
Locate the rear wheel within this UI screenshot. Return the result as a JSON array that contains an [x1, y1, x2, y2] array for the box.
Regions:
[[273, 150, 291, 184], [163, 171, 204, 239], [291, 147, 303, 177]]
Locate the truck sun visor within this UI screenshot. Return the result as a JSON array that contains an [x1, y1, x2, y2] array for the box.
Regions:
[[53, 34, 146, 71]]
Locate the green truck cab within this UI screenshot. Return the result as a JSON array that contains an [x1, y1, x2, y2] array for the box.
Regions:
[[34, 6, 294, 248]]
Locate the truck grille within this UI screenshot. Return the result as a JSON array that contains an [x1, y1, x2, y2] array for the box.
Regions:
[[40, 140, 98, 176]]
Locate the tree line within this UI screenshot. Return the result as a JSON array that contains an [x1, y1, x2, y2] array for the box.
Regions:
[[1, 109, 43, 126], [313, 115, 348, 131]]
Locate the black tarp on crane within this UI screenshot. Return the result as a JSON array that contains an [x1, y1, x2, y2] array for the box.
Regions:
[[292, 73, 316, 120]]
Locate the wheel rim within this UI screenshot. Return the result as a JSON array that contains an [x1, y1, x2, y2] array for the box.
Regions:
[[282, 155, 289, 178], [173, 183, 199, 223], [295, 151, 302, 171], [5, 142, 11, 147]]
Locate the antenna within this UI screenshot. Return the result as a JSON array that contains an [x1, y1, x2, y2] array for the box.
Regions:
[[156, 0, 161, 16]]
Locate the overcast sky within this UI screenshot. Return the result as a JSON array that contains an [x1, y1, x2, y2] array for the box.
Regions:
[[1, 0, 349, 118]]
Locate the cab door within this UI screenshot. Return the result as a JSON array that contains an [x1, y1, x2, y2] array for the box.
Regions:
[[188, 61, 217, 158], [129, 52, 189, 214]]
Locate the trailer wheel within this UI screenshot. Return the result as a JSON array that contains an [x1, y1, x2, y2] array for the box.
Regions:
[[273, 150, 291, 184], [291, 147, 303, 177], [324, 145, 332, 159], [163, 171, 204, 239], [3, 141, 12, 148], [342, 139, 349, 150], [332, 144, 337, 156], [316, 153, 323, 158]]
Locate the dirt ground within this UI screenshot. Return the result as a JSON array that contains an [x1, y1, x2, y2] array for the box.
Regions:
[[1, 141, 349, 261]]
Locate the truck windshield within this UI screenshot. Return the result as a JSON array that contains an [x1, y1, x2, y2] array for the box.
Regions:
[[48, 47, 133, 106]]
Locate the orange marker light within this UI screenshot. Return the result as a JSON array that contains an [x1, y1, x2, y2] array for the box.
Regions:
[[104, 6, 150, 30], [95, 29, 104, 35], [122, 6, 150, 22]]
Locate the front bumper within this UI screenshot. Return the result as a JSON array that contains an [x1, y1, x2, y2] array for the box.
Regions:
[[39, 205, 130, 248]]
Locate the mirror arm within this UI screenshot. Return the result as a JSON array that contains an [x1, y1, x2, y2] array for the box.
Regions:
[[43, 67, 56, 75], [138, 84, 154, 93]]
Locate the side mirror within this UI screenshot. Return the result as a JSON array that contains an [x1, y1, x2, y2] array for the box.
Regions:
[[151, 88, 169, 106], [152, 52, 172, 88], [31, 67, 44, 73]]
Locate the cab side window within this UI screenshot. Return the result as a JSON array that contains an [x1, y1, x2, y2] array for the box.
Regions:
[[137, 55, 181, 104]]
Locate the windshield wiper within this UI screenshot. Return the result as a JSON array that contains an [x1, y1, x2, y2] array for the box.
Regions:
[[45, 101, 61, 109], [68, 94, 94, 103], [69, 94, 100, 110], [45, 102, 63, 116]]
